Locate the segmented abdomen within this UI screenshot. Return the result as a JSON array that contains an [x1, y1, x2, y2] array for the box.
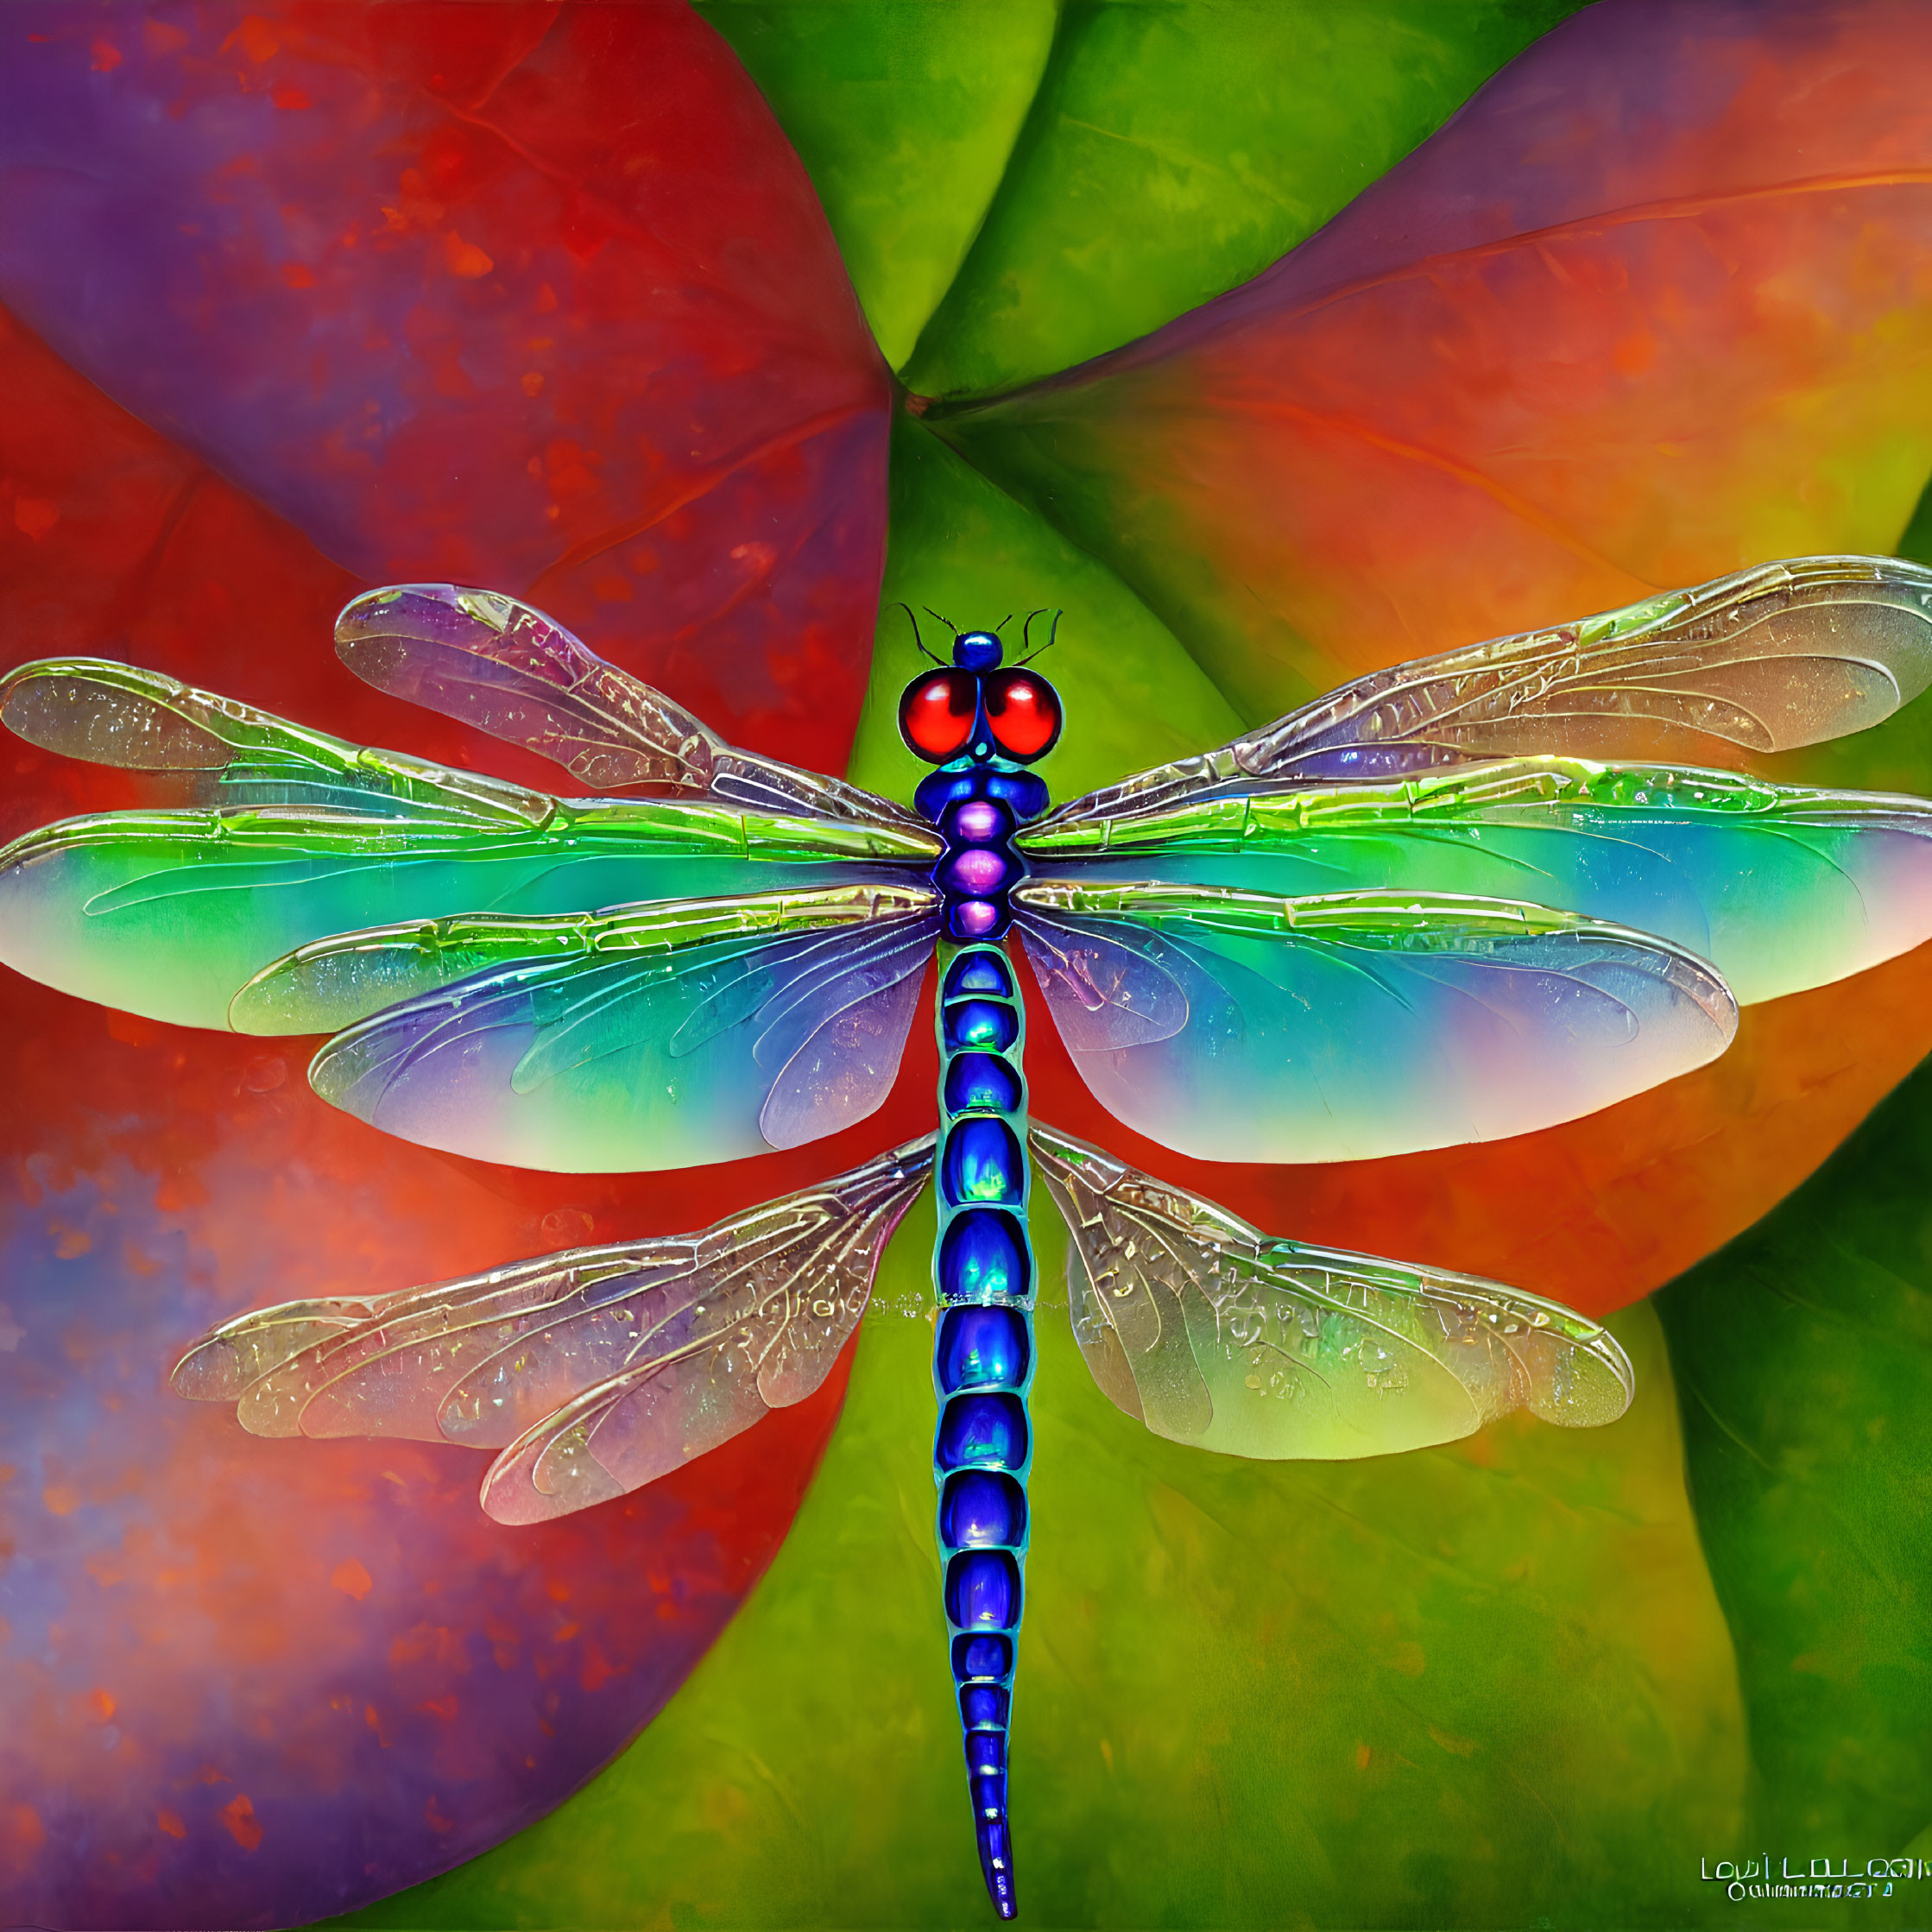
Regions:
[[931, 949, 1034, 1923]]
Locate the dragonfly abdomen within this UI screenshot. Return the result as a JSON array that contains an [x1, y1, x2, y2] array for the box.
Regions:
[[931, 931, 1036, 1922]]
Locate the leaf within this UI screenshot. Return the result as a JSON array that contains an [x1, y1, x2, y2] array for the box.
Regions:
[[938, 0, 1932, 722], [900, 0, 1589, 401], [698, 0, 1058, 369], [0, 969, 909, 1929], [326, 1202, 1746, 1928], [1655, 1057, 1932, 1857], [0, 8, 919, 1922], [0, 1, 891, 773], [845, 412, 1241, 808]]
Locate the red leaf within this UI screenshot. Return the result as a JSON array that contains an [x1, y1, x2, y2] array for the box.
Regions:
[[0, 1, 891, 770], [0, 8, 906, 1922]]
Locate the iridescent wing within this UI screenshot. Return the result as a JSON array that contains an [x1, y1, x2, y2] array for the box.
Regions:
[[1036, 555, 1932, 819], [1013, 881, 1735, 1164], [333, 583, 925, 829], [0, 645, 938, 1030], [1022, 757, 1932, 1006], [228, 885, 942, 1170], [173, 1137, 934, 1524], [1031, 1123, 1631, 1459]]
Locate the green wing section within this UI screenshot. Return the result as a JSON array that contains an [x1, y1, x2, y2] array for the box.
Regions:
[[0, 660, 940, 1029], [1031, 1122, 1632, 1460], [1020, 756, 1932, 1006], [1013, 879, 1736, 1164]]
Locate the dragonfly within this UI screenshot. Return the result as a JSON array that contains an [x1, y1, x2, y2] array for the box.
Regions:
[[4, 553, 1932, 1918]]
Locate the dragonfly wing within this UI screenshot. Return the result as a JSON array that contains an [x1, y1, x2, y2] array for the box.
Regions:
[[1031, 1122, 1632, 1459], [1014, 881, 1735, 1163], [337, 584, 925, 830], [0, 655, 552, 817], [0, 663, 939, 1032], [0, 800, 934, 1033], [172, 1139, 935, 1524], [171, 1295, 391, 1402], [1023, 758, 1932, 1007], [237, 886, 941, 1170], [1037, 555, 1932, 822]]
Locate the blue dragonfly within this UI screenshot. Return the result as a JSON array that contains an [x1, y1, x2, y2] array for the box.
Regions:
[[5, 554, 1932, 1916]]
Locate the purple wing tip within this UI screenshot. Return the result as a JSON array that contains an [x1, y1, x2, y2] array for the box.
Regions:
[[334, 584, 602, 717]]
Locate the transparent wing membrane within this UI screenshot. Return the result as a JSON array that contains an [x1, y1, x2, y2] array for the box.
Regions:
[[0, 654, 552, 819], [253, 887, 943, 1170], [1016, 881, 1735, 1164], [1031, 1123, 1632, 1459], [336, 583, 926, 830], [173, 1139, 935, 1525], [1037, 556, 1932, 824], [1021, 757, 1932, 1006]]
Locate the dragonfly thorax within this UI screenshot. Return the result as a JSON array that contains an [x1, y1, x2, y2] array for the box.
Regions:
[[917, 767, 1044, 942]]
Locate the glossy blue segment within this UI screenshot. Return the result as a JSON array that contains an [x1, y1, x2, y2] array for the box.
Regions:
[[936, 1306, 1031, 1396], [943, 998, 1019, 1052], [944, 950, 1014, 998], [956, 632, 1002, 671], [976, 1800, 1017, 1919], [916, 768, 982, 819], [994, 771, 1049, 821], [940, 1469, 1026, 1550], [941, 1117, 1024, 1207], [914, 766, 1050, 824], [936, 1392, 1028, 1472], [965, 1728, 1007, 1776], [939, 1209, 1031, 1303], [960, 1682, 1010, 1729], [973, 1771, 1010, 1824], [947, 1549, 1021, 1630], [943, 1051, 1023, 1115], [954, 1632, 1013, 1681]]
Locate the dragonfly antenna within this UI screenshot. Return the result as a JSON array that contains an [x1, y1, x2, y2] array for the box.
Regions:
[[990, 613, 1016, 636], [921, 605, 962, 638], [1017, 607, 1063, 664], [897, 602, 947, 666]]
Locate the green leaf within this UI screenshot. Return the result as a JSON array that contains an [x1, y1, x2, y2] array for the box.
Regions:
[[845, 409, 1241, 807], [333, 1199, 1746, 1928], [1655, 1058, 1932, 1863], [697, 1, 1058, 369], [900, 0, 1588, 401]]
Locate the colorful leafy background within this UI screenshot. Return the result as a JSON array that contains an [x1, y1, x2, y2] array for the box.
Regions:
[[0, 1, 1928, 1927]]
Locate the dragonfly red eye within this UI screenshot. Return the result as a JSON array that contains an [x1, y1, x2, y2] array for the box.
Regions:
[[982, 669, 1062, 761], [899, 671, 979, 761]]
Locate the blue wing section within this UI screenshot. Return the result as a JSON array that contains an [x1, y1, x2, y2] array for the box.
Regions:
[[1015, 881, 1736, 1165], [235, 886, 942, 1171], [1020, 758, 1932, 1006]]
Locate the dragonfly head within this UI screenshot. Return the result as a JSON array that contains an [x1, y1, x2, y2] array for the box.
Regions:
[[896, 607, 1064, 767], [952, 629, 1004, 671]]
